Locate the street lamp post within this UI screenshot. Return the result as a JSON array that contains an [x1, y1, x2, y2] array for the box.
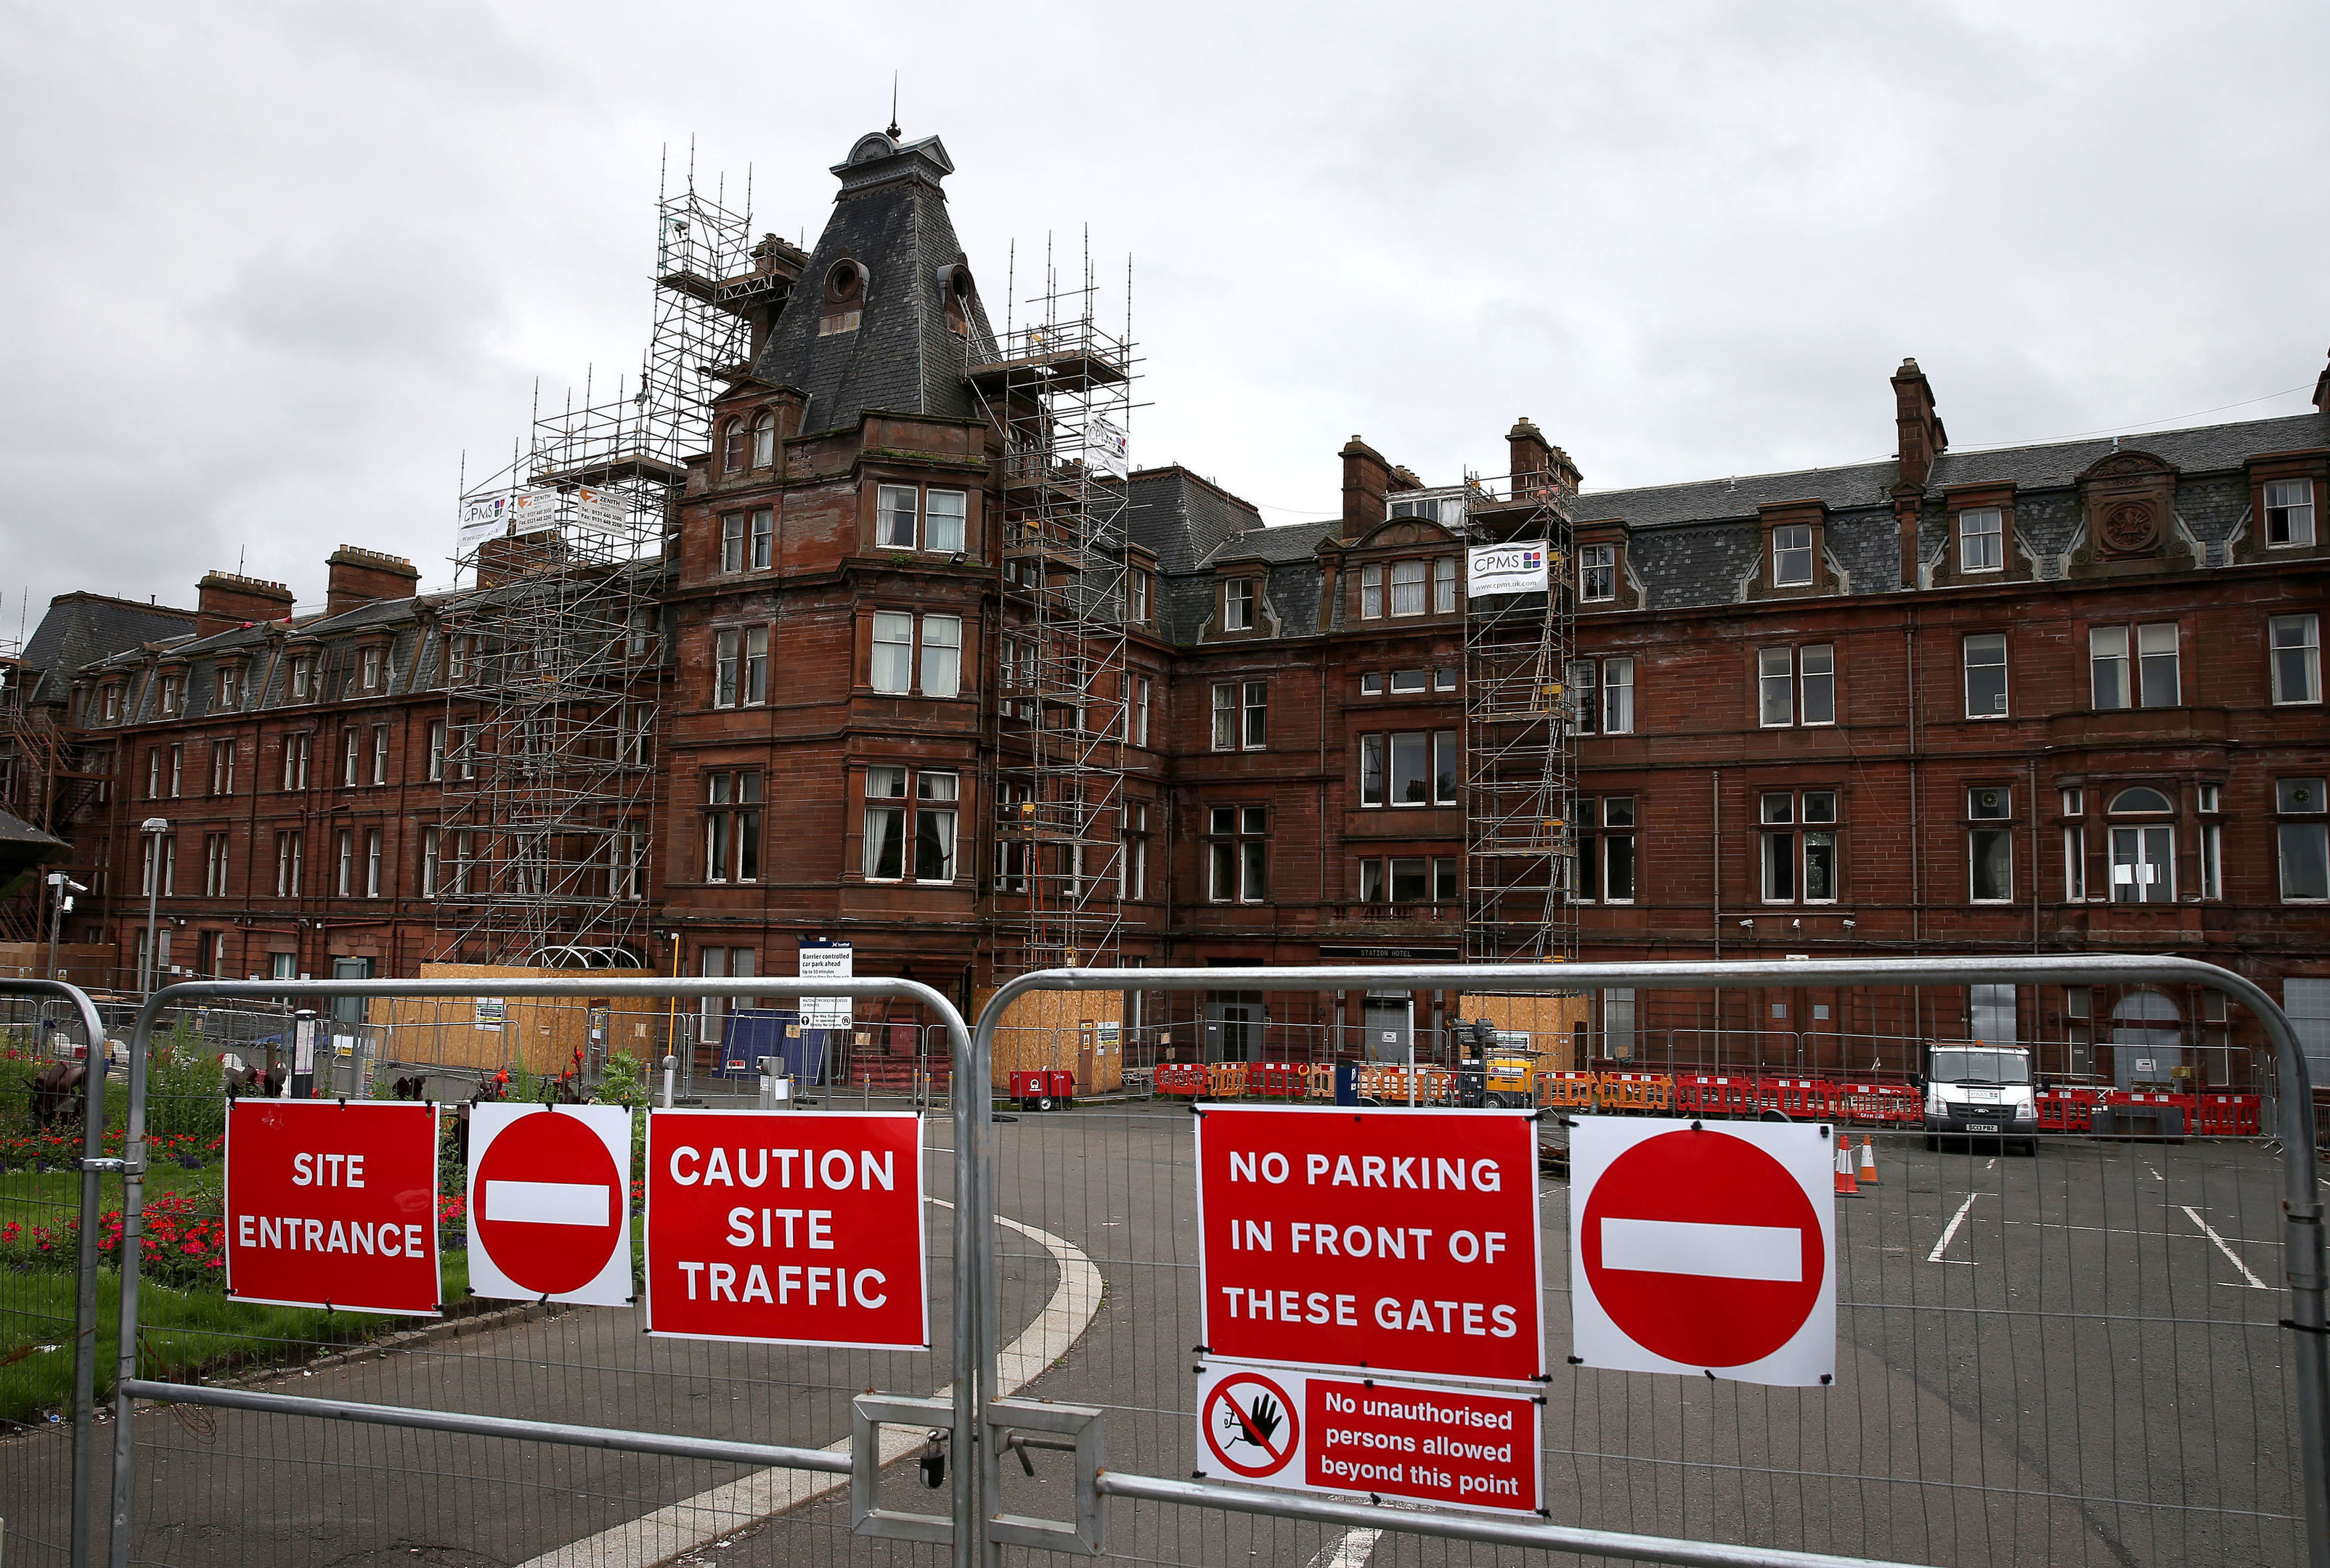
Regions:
[[140, 817, 168, 997]]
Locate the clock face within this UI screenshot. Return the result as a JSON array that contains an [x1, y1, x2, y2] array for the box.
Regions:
[[2102, 502, 2155, 552]]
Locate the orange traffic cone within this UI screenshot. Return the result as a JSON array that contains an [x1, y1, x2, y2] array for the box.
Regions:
[[1857, 1135, 1881, 1185], [1833, 1138, 1861, 1197]]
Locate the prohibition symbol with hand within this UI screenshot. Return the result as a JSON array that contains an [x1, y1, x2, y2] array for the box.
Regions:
[[1201, 1371, 1299, 1479]]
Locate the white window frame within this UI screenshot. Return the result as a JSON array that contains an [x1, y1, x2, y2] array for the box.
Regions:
[[2064, 825, 2087, 902], [713, 628, 741, 708], [1359, 565, 1383, 621], [1771, 524, 1814, 588], [720, 513, 746, 574], [750, 508, 773, 571], [1242, 680, 1267, 750], [1958, 507, 2004, 573], [876, 485, 918, 550], [925, 489, 966, 554], [1800, 644, 1835, 725], [2265, 477, 2316, 547], [1758, 648, 1793, 727], [914, 771, 959, 883], [2278, 777, 2329, 903], [920, 615, 962, 699], [1390, 559, 1427, 616], [1963, 633, 2009, 718], [1579, 543, 1616, 603], [1600, 657, 1635, 735], [2270, 613, 2321, 704], [1223, 577, 1257, 632], [870, 613, 914, 695], [1432, 555, 1457, 614]]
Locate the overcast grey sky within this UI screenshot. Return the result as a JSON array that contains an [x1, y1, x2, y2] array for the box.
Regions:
[[3, 0, 2324, 626]]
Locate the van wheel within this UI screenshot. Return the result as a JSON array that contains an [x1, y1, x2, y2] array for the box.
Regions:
[[1036, 1095, 1055, 1112]]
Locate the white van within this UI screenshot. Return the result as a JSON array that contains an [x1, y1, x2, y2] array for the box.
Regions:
[[1920, 1043, 2039, 1155]]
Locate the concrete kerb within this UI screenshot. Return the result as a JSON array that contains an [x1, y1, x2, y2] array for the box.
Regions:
[[968, 954, 2330, 1568], [99, 973, 979, 1568], [2, 977, 110, 1568]]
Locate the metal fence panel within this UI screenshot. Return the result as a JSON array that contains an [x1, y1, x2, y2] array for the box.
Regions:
[[964, 957, 2329, 1568]]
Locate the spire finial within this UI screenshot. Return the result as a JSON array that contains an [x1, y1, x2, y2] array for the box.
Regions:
[[887, 72, 900, 139]]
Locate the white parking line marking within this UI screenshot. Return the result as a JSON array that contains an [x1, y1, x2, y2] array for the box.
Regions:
[[2180, 1206, 2270, 1290], [1307, 1528, 1384, 1568], [1928, 1193, 1984, 1265]]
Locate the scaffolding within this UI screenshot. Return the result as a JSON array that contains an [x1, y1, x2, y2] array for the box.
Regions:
[[1462, 464, 1580, 966], [437, 167, 762, 968], [969, 242, 1138, 974]]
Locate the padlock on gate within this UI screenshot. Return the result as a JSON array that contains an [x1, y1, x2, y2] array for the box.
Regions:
[[918, 1427, 948, 1489]]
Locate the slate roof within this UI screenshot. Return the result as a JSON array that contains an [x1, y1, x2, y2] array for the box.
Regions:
[[15, 595, 197, 703], [749, 132, 1000, 438]]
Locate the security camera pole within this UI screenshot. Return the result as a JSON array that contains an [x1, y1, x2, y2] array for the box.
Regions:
[[44, 870, 88, 982], [140, 816, 169, 997]]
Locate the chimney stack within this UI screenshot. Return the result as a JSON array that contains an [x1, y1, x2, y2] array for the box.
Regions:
[[2313, 346, 2329, 415], [195, 571, 294, 637], [1507, 417, 1581, 496], [1340, 436, 1393, 542], [325, 547, 420, 618], [1891, 359, 1947, 493]]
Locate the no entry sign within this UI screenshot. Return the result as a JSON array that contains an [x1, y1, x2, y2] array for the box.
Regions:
[[1569, 1116, 1835, 1386], [225, 1099, 440, 1315], [1197, 1106, 1543, 1384], [467, 1103, 634, 1307], [643, 1108, 926, 1349], [1193, 1363, 1540, 1514]]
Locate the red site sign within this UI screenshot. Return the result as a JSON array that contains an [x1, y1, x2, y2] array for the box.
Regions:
[[1569, 1116, 1835, 1387], [644, 1108, 927, 1349], [224, 1099, 440, 1316], [1197, 1105, 1543, 1384], [1193, 1363, 1541, 1514]]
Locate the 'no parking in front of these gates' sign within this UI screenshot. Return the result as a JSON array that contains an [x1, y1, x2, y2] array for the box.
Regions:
[[224, 1102, 926, 1351]]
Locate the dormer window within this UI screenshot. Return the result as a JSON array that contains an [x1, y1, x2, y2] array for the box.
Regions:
[[1959, 507, 2005, 572], [102, 685, 121, 724], [1580, 544, 1616, 603], [2266, 478, 2316, 547], [218, 666, 241, 709], [360, 646, 383, 692], [158, 673, 182, 716], [289, 656, 314, 702], [821, 260, 865, 335], [751, 412, 776, 468], [1223, 578, 1256, 632], [1772, 525, 1814, 587], [723, 420, 749, 473]]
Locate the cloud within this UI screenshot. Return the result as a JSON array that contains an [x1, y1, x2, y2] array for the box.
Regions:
[[1, 0, 2323, 623]]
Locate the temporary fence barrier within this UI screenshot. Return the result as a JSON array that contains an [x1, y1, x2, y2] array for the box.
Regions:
[[1596, 1070, 1674, 1113], [32, 955, 2330, 1568], [964, 955, 2330, 1568], [1544, 1068, 1600, 1108], [0, 979, 110, 1568]]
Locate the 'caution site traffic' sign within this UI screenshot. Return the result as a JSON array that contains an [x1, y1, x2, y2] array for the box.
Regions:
[[1196, 1105, 1543, 1384], [1570, 1116, 1836, 1386], [643, 1108, 927, 1349], [1193, 1363, 1540, 1514]]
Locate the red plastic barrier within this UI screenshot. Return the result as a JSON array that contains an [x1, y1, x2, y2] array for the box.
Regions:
[[1674, 1075, 1753, 1119], [1759, 1078, 1836, 1119], [2035, 1088, 2100, 1132], [2193, 1093, 2261, 1136], [1153, 1063, 1207, 1096], [1836, 1083, 1920, 1124]]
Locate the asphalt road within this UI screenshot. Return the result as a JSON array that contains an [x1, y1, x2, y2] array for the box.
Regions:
[[2, 1108, 2313, 1568]]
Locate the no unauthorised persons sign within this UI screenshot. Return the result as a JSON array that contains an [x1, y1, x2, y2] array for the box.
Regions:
[[467, 1103, 634, 1307], [1193, 1363, 1540, 1514], [1570, 1116, 1835, 1386], [225, 1099, 440, 1315], [1197, 1105, 1542, 1384], [644, 1108, 926, 1349]]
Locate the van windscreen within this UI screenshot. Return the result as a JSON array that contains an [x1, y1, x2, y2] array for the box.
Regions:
[[1930, 1048, 2030, 1085]]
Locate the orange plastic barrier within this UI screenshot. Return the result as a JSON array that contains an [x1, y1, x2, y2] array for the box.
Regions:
[[1543, 1071, 1597, 1109], [1674, 1075, 1753, 1118], [1597, 1072, 1674, 1113], [1206, 1062, 1249, 1099]]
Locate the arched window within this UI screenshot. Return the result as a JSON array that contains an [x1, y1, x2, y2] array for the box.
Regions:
[[751, 412, 775, 468], [2109, 786, 2174, 814], [722, 420, 749, 473]]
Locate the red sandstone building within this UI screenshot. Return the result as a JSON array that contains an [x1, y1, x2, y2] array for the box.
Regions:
[[4, 128, 2325, 1087]]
